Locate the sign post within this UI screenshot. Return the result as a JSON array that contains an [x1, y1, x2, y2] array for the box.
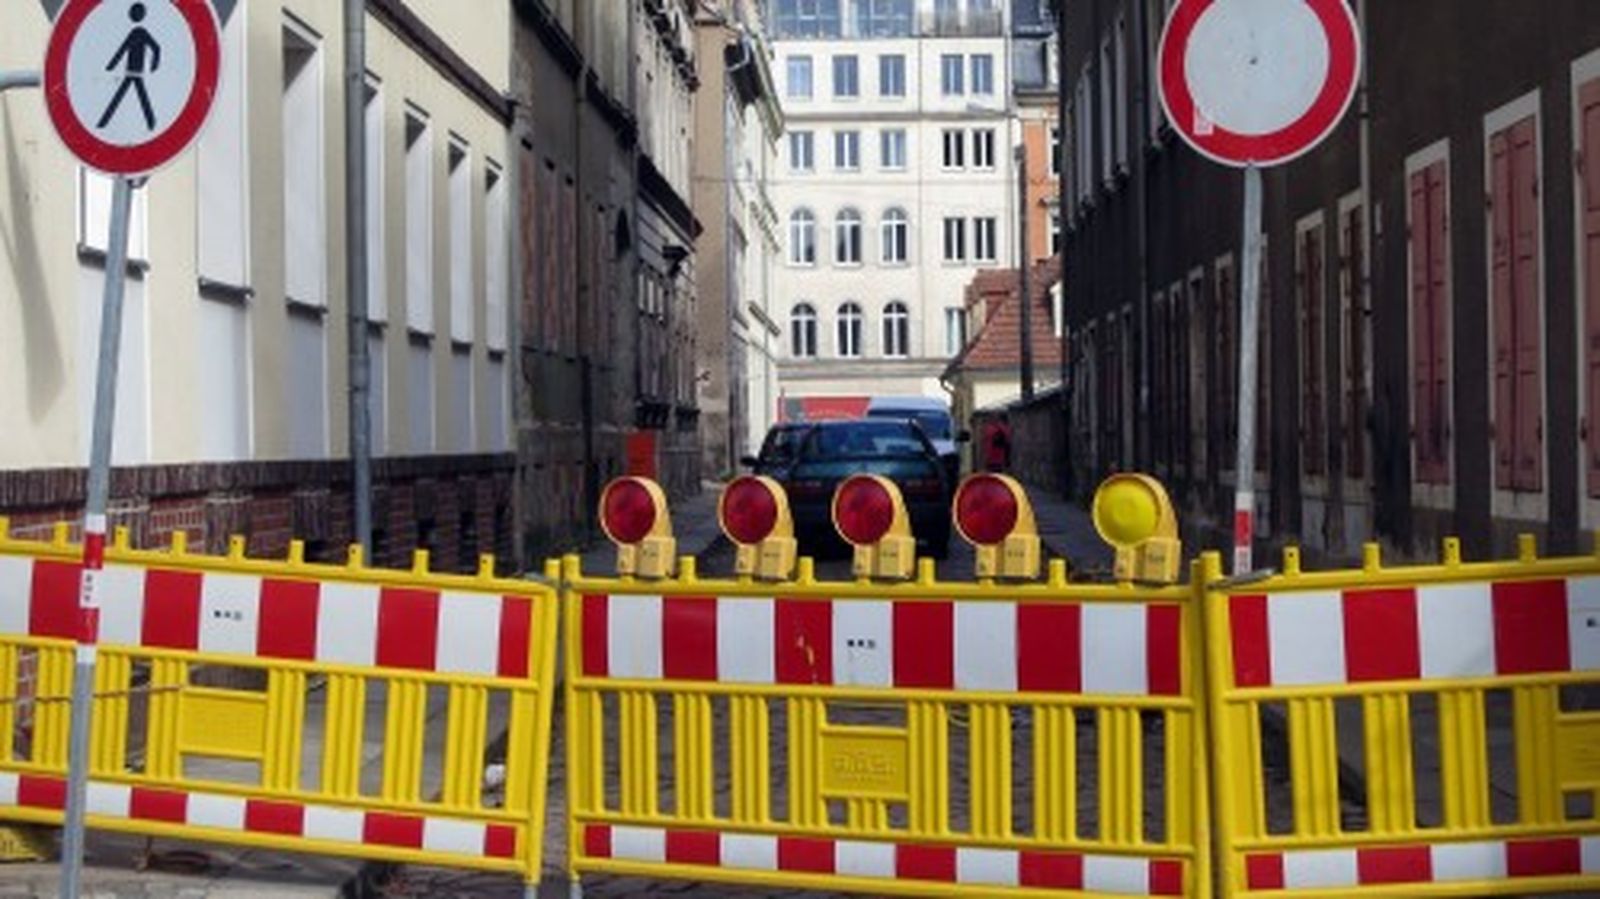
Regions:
[[41, 1, 220, 893], [1157, 0, 1361, 574]]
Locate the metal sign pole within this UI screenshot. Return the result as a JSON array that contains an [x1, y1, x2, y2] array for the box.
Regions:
[[1232, 164, 1263, 575], [60, 174, 135, 898]]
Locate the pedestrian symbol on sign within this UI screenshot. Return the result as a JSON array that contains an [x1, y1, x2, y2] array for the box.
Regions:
[[96, 3, 162, 131]]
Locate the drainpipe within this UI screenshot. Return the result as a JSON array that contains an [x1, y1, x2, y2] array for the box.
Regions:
[[343, 0, 372, 560]]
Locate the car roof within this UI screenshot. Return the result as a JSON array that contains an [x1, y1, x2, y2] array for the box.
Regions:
[[867, 397, 949, 412]]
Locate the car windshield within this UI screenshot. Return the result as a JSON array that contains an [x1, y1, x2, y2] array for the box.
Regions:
[[867, 409, 952, 440], [801, 422, 930, 459]]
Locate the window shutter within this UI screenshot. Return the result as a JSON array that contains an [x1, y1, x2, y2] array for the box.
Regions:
[[1301, 228, 1326, 476], [1344, 207, 1366, 480], [1410, 171, 1434, 481], [1427, 164, 1451, 485], [1510, 118, 1543, 492], [1489, 130, 1516, 489], [1581, 80, 1600, 496]]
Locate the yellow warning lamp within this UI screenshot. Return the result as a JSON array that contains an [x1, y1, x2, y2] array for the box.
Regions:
[[1092, 473, 1183, 584], [718, 475, 798, 581], [599, 476, 676, 579], [831, 474, 916, 580], [953, 473, 1040, 580]]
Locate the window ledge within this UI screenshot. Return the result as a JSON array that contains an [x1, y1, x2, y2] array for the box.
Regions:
[[286, 296, 327, 316], [198, 277, 254, 303], [77, 244, 150, 278], [408, 328, 435, 343]]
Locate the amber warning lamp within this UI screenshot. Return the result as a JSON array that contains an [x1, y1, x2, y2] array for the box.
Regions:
[[599, 476, 676, 579], [1092, 473, 1183, 584], [953, 473, 1040, 580], [718, 475, 798, 581], [831, 474, 916, 580]]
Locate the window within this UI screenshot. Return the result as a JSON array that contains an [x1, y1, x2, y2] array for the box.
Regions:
[[858, 0, 912, 37], [283, 20, 325, 309], [832, 55, 859, 98], [448, 139, 473, 344], [834, 130, 860, 170], [942, 129, 965, 169], [943, 217, 966, 262], [940, 54, 964, 96], [786, 55, 813, 99], [1298, 220, 1327, 477], [973, 216, 998, 263], [1099, 38, 1114, 183], [881, 208, 909, 264], [971, 54, 995, 96], [791, 303, 818, 358], [789, 130, 815, 171], [775, 0, 842, 38], [789, 208, 817, 265], [1050, 126, 1062, 177], [404, 106, 433, 334], [835, 208, 862, 264], [971, 129, 996, 169], [879, 54, 906, 97], [485, 162, 508, 353], [883, 301, 910, 357], [880, 128, 907, 169], [944, 306, 968, 356], [1338, 199, 1368, 481], [1114, 16, 1128, 170], [1489, 109, 1543, 493], [837, 302, 863, 357]]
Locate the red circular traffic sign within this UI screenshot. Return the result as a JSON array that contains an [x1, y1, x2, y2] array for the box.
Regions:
[[44, 0, 221, 176], [1158, 0, 1360, 168]]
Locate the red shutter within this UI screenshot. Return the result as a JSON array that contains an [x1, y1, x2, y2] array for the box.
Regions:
[[1582, 79, 1600, 496], [1427, 163, 1451, 484], [1490, 129, 1516, 489], [1510, 118, 1543, 491], [1344, 207, 1367, 480]]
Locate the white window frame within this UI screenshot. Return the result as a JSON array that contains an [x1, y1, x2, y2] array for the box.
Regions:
[[882, 301, 910, 358], [1573, 48, 1600, 528], [971, 53, 994, 96], [787, 55, 813, 99], [1405, 139, 1456, 512], [789, 208, 817, 266], [447, 136, 474, 345], [879, 53, 906, 97], [940, 53, 964, 96], [942, 128, 965, 170], [282, 15, 326, 310], [484, 160, 509, 354], [880, 128, 907, 170], [942, 217, 967, 263], [791, 302, 819, 358], [944, 306, 967, 356], [832, 53, 859, 99], [789, 130, 815, 172], [403, 104, 434, 335], [837, 302, 863, 357], [834, 129, 860, 171], [971, 128, 996, 170], [973, 216, 998, 263], [881, 208, 909, 265], [834, 208, 863, 265]]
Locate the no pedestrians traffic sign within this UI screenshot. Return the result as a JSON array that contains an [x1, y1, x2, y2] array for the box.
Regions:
[[44, 0, 221, 176]]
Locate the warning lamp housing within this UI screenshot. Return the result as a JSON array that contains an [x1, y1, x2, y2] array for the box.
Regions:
[[831, 474, 916, 580], [1091, 473, 1182, 584], [599, 476, 676, 579], [953, 473, 1040, 580], [718, 475, 798, 581]]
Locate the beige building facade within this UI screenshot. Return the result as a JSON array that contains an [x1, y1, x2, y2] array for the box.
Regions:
[[0, 0, 515, 569]]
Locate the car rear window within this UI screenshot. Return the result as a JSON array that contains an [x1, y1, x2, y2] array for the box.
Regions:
[[802, 422, 929, 459], [867, 409, 952, 440]]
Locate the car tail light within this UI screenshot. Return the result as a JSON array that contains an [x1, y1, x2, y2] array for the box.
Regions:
[[600, 478, 657, 544], [720, 476, 780, 545], [954, 473, 1020, 545], [833, 475, 895, 545]]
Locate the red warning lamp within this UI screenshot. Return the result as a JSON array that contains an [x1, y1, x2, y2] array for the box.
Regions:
[[717, 476, 797, 580], [598, 476, 675, 578], [953, 473, 1039, 580], [831, 474, 915, 580]]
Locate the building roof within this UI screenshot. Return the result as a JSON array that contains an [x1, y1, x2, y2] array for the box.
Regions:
[[946, 257, 1065, 377]]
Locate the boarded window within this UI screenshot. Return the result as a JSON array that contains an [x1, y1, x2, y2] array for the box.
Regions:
[[1581, 80, 1600, 496], [1410, 161, 1451, 485], [1299, 223, 1327, 477], [1489, 116, 1543, 492], [1341, 205, 1368, 480]]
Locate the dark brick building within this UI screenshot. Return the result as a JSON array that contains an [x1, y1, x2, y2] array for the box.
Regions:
[[1059, 0, 1600, 562]]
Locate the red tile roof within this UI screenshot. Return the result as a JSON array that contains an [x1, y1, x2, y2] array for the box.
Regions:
[[948, 257, 1065, 375]]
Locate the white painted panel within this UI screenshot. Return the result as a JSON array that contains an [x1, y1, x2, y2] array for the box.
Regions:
[[1267, 592, 1347, 686], [285, 310, 328, 458], [282, 22, 325, 307], [404, 111, 434, 334], [955, 601, 1016, 691], [608, 595, 663, 679], [1283, 849, 1358, 888], [833, 600, 893, 687], [448, 141, 474, 344], [364, 80, 387, 323], [449, 347, 473, 453], [486, 355, 508, 452], [78, 266, 148, 465], [1418, 583, 1495, 678], [197, 3, 248, 285], [367, 332, 386, 455], [1082, 603, 1148, 694], [716, 597, 775, 683], [407, 339, 434, 453], [484, 163, 508, 351], [195, 295, 250, 461]]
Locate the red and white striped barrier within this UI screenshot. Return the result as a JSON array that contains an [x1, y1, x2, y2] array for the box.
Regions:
[[1228, 576, 1600, 687], [0, 771, 518, 862], [1246, 837, 1600, 890], [580, 594, 1184, 695], [584, 824, 1185, 895], [0, 557, 535, 677]]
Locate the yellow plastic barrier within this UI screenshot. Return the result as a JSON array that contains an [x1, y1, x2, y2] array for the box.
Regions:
[[0, 519, 560, 888], [1204, 538, 1600, 898], [563, 554, 1211, 898]]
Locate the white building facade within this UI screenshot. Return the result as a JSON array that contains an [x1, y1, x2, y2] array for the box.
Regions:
[[768, 0, 1016, 415]]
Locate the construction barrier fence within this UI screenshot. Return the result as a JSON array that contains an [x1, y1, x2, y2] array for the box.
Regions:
[[0, 519, 561, 885], [1206, 539, 1600, 898], [2, 506, 1600, 898], [563, 556, 1212, 898]]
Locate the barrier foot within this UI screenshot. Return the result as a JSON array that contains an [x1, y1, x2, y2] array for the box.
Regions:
[[568, 879, 584, 899], [0, 823, 51, 862]]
